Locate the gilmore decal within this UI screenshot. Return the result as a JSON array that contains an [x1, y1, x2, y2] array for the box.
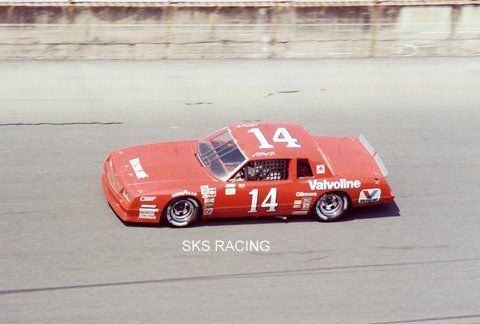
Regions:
[[308, 179, 361, 190], [296, 192, 317, 197]]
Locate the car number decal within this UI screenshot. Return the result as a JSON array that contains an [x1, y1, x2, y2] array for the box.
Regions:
[[248, 127, 301, 149], [248, 188, 278, 213]]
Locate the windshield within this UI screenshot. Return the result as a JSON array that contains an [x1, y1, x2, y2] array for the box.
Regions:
[[197, 129, 246, 181]]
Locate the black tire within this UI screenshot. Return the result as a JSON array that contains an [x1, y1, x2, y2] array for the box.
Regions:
[[313, 192, 348, 222], [164, 197, 200, 227]]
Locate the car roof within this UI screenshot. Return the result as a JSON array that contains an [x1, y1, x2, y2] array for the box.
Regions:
[[227, 123, 320, 160]]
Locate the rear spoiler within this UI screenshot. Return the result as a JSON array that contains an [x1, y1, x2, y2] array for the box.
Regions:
[[359, 134, 389, 178]]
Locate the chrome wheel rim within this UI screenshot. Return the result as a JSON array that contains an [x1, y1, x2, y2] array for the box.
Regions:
[[317, 194, 343, 218], [170, 200, 195, 223]]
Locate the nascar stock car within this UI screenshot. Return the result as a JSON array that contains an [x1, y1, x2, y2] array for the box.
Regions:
[[102, 123, 394, 227]]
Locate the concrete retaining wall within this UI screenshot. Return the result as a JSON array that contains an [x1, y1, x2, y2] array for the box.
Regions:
[[0, 3, 479, 59]]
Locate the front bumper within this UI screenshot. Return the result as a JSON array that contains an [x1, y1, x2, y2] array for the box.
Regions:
[[102, 172, 131, 222], [102, 161, 158, 223]]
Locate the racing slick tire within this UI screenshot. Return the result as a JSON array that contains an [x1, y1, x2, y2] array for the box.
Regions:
[[313, 192, 348, 222], [164, 197, 200, 227]]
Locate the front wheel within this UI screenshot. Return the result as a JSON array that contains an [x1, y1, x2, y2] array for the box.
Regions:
[[313, 193, 348, 222], [164, 197, 200, 227]]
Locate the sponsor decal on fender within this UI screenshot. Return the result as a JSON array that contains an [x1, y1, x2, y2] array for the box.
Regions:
[[138, 204, 158, 219], [172, 190, 198, 198], [200, 185, 216, 198], [140, 196, 156, 202], [225, 183, 236, 195], [293, 199, 302, 208], [308, 179, 361, 190], [129, 158, 148, 179], [200, 185, 209, 195], [301, 197, 312, 210], [204, 197, 215, 209], [293, 197, 312, 211], [292, 210, 308, 216], [200, 185, 216, 213], [359, 189, 381, 203], [316, 164, 325, 174]]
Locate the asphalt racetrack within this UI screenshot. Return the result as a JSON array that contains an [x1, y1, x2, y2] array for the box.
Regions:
[[1, 59, 480, 323]]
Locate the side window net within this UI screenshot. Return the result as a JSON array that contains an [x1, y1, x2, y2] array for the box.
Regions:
[[246, 159, 289, 181]]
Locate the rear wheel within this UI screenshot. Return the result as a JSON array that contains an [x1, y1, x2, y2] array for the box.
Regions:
[[314, 192, 348, 222], [164, 197, 200, 227]]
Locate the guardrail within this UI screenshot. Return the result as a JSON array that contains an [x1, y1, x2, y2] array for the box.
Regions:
[[0, 0, 479, 59]]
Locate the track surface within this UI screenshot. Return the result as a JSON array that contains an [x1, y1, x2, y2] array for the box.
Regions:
[[1, 59, 480, 323]]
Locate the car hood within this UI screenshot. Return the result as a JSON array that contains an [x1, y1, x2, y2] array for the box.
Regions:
[[109, 140, 212, 194]]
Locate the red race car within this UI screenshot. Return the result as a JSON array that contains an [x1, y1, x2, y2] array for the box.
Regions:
[[102, 123, 394, 227]]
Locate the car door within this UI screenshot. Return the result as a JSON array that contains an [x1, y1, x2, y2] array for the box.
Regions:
[[211, 159, 293, 217], [289, 158, 318, 216]]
